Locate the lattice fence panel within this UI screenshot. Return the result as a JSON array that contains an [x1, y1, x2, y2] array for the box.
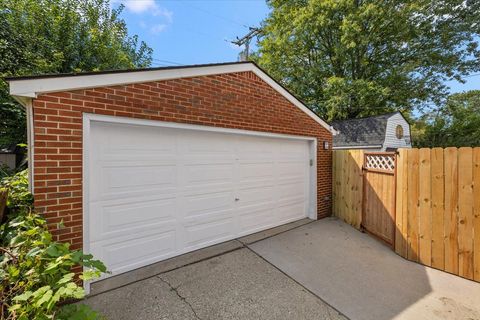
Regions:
[[364, 153, 395, 172]]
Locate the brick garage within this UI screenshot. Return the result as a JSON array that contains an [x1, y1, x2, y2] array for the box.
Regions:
[[8, 62, 333, 281]]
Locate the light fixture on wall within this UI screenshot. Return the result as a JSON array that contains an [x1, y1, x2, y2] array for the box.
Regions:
[[323, 141, 329, 150]]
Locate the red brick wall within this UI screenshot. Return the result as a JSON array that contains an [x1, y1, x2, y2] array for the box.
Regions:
[[31, 71, 332, 250]]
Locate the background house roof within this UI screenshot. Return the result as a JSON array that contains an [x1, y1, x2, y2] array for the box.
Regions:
[[331, 112, 400, 147]]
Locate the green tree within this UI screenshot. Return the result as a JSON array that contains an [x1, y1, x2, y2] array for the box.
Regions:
[[0, 0, 153, 149], [415, 90, 480, 147], [255, 0, 480, 121]]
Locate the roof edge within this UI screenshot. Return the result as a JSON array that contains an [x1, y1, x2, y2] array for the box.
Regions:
[[333, 144, 383, 150], [4, 61, 252, 81], [6, 61, 334, 133]]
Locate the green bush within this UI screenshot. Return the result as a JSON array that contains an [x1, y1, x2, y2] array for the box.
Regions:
[[0, 165, 14, 182], [0, 170, 107, 319], [1, 169, 33, 214]]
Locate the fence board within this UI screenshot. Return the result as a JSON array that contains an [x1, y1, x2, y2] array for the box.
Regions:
[[332, 151, 339, 219], [474, 148, 480, 282], [395, 149, 408, 256], [333, 148, 480, 283], [349, 151, 363, 228], [419, 148, 432, 266], [431, 148, 445, 270], [444, 147, 459, 274], [332, 150, 363, 228], [458, 148, 474, 279], [407, 149, 419, 262]]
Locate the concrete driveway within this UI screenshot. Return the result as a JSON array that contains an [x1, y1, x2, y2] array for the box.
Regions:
[[250, 218, 480, 320], [81, 219, 346, 320], [82, 248, 345, 320], [81, 218, 480, 320]]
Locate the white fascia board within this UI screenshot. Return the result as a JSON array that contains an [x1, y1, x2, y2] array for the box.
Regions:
[[8, 63, 253, 98], [8, 62, 334, 133], [332, 145, 382, 150]]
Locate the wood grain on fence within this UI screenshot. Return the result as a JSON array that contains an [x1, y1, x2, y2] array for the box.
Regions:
[[395, 148, 408, 257], [334, 147, 480, 283], [407, 148, 419, 262], [474, 148, 480, 281], [396, 147, 480, 281], [419, 148, 432, 266], [332, 150, 363, 229], [430, 148, 445, 270]]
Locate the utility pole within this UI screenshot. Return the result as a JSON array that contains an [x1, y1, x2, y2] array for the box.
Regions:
[[232, 27, 261, 61]]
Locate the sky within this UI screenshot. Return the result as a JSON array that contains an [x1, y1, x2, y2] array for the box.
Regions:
[[112, 0, 479, 94], [112, 0, 269, 66]]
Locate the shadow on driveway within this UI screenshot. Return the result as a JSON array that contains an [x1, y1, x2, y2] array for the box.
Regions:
[[249, 217, 480, 320]]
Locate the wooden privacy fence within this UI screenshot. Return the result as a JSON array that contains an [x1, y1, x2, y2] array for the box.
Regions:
[[332, 150, 363, 229], [362, 152, 396, 246], [333, 148, 480, 282]]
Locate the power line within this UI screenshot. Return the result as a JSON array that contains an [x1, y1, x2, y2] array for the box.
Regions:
[[150, 62, 171, 67], [183, 2, 250, 29], [152, 58, 184, 66], [170, 24, 233, 45], [463, 73, 480, 78]]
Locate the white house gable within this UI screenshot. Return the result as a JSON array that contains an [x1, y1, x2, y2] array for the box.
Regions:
[[383, 113, 411, 150]]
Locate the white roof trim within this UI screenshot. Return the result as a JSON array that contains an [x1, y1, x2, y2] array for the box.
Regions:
[[332, 145, 382, 150], [7, 62, 334, 133]]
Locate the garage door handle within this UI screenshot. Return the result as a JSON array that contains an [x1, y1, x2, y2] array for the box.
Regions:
[[235, 198, 240, 201]]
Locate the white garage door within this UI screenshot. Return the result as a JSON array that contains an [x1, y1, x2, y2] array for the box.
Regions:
[[86, 119, 313, 278]]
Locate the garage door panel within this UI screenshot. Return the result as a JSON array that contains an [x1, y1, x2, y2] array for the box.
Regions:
[[89, 198, 177, 241], [182, 184, 234, 197], [87, 121, 312, 280], [91, 230, 176, 275], [277, 180, 306, 197], [277, 162, 307, 178], [185, 133, 234, 155], [236, 186, 274, 205], [238, 206, 276, 235], [91, 122, 177, 162], [236, 136, 275, 152], [93, 187, 178, 203], [106, 165, 176, 190], [279, 139, 308, 154], [98, 146, 177, 162], [184, 163, 234, 185], [183, 191, 234, 218], [183, 215, 235, 250], [277, 195, 306, 208], [91, 164, 176, 201], [238, 162, 275, 181], [277, 200, 306, 221]]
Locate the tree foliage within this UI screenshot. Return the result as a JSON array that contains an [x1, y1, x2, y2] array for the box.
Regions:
[[255, 0, 480, 121], [0, 170, 107, 319], [414, 90, 480, 147], [0, 0, 153, 149]]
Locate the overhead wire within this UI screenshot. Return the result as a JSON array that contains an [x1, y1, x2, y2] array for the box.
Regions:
[[180, 1, 251, 29], [152, 58, 185, 66]]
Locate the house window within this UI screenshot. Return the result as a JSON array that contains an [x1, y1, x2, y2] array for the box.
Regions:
[[396, 125, 404, 139]]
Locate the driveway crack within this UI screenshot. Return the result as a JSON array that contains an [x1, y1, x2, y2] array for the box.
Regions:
[[157, 276, 203, 320]]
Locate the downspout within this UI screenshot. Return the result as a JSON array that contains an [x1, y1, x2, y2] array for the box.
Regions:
[[25, 99, 34, 193], [11, 96, 34, 193]]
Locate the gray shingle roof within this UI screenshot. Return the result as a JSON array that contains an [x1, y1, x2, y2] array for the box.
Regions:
[[332, 112, 399, 147]]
